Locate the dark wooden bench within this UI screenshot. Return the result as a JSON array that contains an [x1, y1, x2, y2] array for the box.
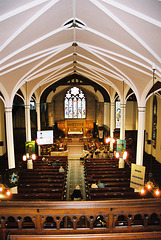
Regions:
[[87, 177, 130, 183], [89, 191, 140, 200], [85, 157, 118, 161], [20, 178, 65, 184], [33, 162, 67, 167], [85, 166, 119, 170], [85, 170, 129, 176], [19, 182, 65, 188], [21, 168, 65, 173], [87, 181, 130, 188], [22, 173, 66, 178], [19, 187, 64, 194], [11, 192, 64, 200], [86, 174, 130, 180], [88, 186, 133, 193]]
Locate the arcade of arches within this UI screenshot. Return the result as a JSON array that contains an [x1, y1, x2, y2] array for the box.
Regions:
[[0, 79, 161, 166], [1, 76, 161, 239]]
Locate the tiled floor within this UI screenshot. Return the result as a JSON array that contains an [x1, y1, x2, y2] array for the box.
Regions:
[[66, 159, 86, 201]]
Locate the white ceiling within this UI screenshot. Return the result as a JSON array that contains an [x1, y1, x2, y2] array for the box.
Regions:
[[0, 0, 161, 105]]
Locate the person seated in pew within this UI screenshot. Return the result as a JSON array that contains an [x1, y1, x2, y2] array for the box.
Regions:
[[47, 160, 52, 166], [91, 182, 98, 188], [52, 161, 57, 167], [98, 180, 105, 188], [71, 185, 83, 201], [59, 166, 65, 173]]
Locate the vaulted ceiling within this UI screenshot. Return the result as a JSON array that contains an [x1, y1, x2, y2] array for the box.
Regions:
[[0, 0, 161, 105]]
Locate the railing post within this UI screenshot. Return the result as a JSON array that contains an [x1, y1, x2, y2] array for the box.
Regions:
[[108, 212, 114, 233], [36, 212, 42, 234]]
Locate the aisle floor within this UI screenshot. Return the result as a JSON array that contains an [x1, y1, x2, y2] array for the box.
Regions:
[[66, 159, 86, 201]]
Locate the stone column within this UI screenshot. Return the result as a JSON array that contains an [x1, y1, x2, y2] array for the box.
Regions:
[[5, 107, 15, 169], [36, 102, 41, 131], [136, 107, 146, 166], [25, 104, 31, 142], [104, 102, 108, 126], [36, 102, 41, 156], [119, 103, 126, 168], [48, 102, 54, 127], [110, 102, 115, 151], [120, 103, 126, 140]]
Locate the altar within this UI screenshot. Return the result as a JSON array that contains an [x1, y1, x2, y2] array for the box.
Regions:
[[57, 119, 93, 137], [68, 131, 83, 135]]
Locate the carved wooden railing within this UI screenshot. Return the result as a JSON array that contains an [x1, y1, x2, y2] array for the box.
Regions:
[[1, 198, 161, 239]]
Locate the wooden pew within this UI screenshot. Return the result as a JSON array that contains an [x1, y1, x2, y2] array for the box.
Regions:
[[85, 171, 130, 176], [19, 178, 65, 184], [85, 168, 130, 173], [86, 175, 130, 181], [16, 155, 68, 201], [21, 168, 65, 173], [87, 181, 130, 188], [87, 177, 130, 183], [22, 174, 66, 180], [85, 166, 119, 170], [89, 191, 140, 200], [88, 186, 133, 193], [19, 187, 64, 194], [11, 192, 64, 200], [19, 182, 65, 188], [33, 162, 67, 168]]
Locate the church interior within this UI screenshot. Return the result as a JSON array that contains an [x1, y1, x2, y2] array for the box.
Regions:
[[0, 0, 161, 239]]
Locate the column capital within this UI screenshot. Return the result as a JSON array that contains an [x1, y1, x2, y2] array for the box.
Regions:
[[120, 103, 126, 108], [111, 102, 115, 107], [138, 106, 146, 112], [5, 107, 12, 112], [25, 104, 30, 109]]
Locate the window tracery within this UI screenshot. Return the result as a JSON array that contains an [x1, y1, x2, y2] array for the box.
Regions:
[[64, 87, 86, 119]]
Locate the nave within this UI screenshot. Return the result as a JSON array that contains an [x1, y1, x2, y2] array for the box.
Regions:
[[4, 154, 150, 202]]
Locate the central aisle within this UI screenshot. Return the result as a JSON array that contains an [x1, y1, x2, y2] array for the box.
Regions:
[[66, 159, 86, 201]]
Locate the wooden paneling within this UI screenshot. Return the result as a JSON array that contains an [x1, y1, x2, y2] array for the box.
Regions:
[[1, 199, 161, 239], [57, 120, 93, 137], [9, 232, 161, 239]]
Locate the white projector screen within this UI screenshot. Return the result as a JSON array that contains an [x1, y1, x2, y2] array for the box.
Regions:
[[36, 130, 53, 145]]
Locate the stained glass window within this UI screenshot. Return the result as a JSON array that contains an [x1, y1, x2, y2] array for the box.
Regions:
[[64, 87, 86, 119], [115, 100, 121, 128], [69, 98, 72, 118]]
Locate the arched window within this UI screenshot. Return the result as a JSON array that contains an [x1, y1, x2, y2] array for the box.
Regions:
[[115, 98, 121, 129], [64, 87, 86, 119]]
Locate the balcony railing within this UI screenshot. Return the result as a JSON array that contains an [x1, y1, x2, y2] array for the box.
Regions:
[[1, 198, 161, 238]]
